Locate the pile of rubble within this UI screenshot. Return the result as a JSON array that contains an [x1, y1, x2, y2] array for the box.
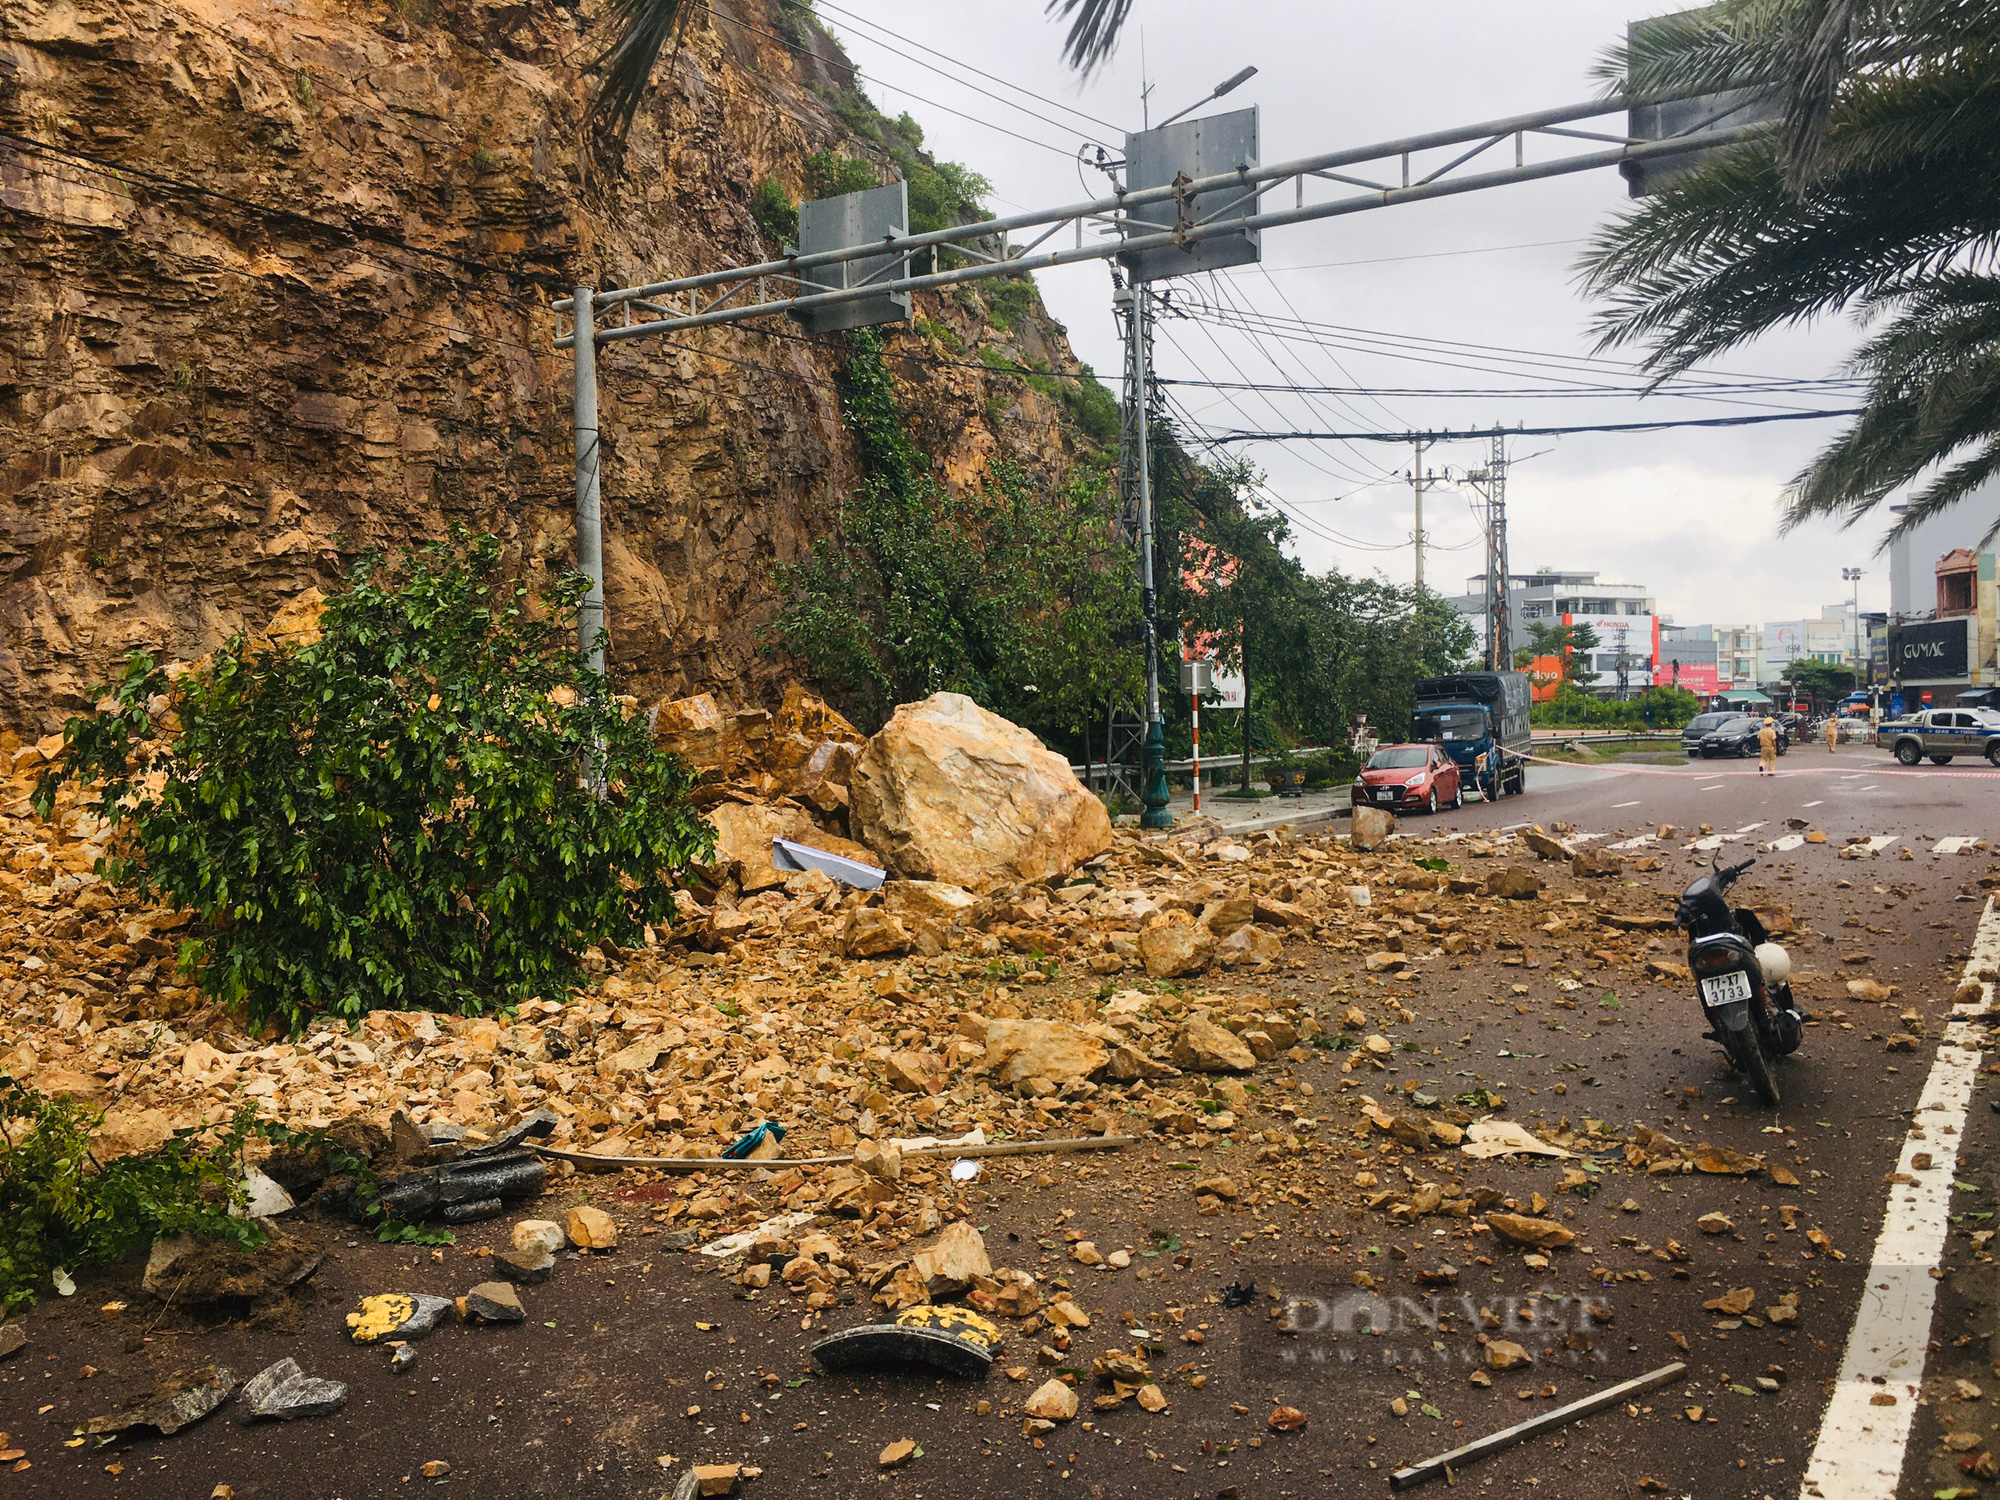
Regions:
[[1, 628, 1943, 1324]]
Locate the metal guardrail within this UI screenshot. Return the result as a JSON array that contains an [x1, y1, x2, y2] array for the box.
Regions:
[[1534, 731, 1684, 748], [1072, 745, 1342, 778]]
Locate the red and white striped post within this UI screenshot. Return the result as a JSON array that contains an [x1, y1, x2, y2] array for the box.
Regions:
[[1192, 694, 1201, 815]]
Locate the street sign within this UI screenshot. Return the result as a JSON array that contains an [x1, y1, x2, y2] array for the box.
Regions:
[[1179, 659, 1214, 695], [793, 181, 911, 334], [1620, 15, 1779, 197], [1123, 108, 1261, 282]]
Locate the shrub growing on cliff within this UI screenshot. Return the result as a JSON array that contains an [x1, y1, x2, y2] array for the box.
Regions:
[[771, 331, 1139, 735], [750, 176, 798, 247], [35, 533, 712, 1032]]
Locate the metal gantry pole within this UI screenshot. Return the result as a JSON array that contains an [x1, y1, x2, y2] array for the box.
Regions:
[[1488, 429, 1510, 669], [572, 285, 607, 679], [1133, 284, 1172, 830]]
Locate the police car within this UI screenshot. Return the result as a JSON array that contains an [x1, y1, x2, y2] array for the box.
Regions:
[[1874, 706, 2000, 766]]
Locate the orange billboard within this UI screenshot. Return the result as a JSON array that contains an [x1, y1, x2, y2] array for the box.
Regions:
[[1526, 655, 1565, 703]]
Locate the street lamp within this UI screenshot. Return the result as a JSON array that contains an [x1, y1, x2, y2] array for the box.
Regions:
[[1155, 66, 1259, 129], [1842, 566, 1864, 690]]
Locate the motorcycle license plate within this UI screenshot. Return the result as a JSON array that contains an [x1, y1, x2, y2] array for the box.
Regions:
[[1699, 971, 1753, 1007]]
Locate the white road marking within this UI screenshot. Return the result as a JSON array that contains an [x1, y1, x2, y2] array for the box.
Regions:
[[1612, 800, 1641, 808], [1691, 835, 1725, 851], [1839, 774, 1865, 780], [1857, 835, 1899, 855], [1802, 800, 1824, 808], [1609, 834, 1656, 851], [1800, 898, 2000, 1500], [1736, 821, 1766, 834], [1856, 783, 1880, 791], [1568, 832, 1605, 844], [1698, 783, 1725, 792], [1934, 836, 1980, 856], [1766, 834, 1806, 852]]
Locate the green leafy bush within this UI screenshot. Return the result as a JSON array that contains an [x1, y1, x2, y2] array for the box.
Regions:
[[806, 149, 877, 199], [1529, 683, 1699, 730], [0, 1085, 263, 1311], [750, 175, 798, 247], [1060, 364, 1121, 447], [37, 533, 712, 1032]]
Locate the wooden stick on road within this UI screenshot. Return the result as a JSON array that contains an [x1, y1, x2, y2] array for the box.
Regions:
[[533, 1134, 1138, 1172], [1389, 1362, 1688, 1491]]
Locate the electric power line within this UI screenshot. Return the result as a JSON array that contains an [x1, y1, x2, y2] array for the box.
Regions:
[[808, 0, 1131, 136], [700, 4, 1105, 158]]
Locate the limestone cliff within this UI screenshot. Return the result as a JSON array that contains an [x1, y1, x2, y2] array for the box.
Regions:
[[0, 0, 1108, 730]]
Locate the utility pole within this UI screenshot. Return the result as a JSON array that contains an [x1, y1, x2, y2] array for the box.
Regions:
[[1410, 437, 1432, 592], [1469, 429, 1510, 669], [1116, 281, 1172, 830]]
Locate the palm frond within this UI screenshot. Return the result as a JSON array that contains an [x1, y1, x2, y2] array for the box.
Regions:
[[1045, 0, 1133, 74], [591, 0, 692, 146], [1779, 0, 1871, 179]]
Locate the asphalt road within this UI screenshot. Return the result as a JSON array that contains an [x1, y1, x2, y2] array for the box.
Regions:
[[2, 744, 1994, 1500]]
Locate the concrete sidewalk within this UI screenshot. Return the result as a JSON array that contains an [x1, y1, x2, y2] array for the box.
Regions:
[[1124, 785, 1350, 835]]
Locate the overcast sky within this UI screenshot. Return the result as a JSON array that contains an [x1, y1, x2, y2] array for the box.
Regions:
[[815, 0, 1901, 628]]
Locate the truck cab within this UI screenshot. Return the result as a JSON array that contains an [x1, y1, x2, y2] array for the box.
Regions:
[[1411, 671, 1531, 801]]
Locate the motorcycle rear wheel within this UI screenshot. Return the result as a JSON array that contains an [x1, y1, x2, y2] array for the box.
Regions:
[[1722, 1028, 1780, 1107]]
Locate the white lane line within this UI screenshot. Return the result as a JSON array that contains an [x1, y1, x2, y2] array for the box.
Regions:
[[1800, 898, 2000, 1500], [1934, 836, 1980, 856], [1858, 835, 1899, 856], [1609, 834, 1656, 851], [1691, 834, 1725, 851], [1612, 800, 1641, 808], [1736, 821, 1766, 834], [1697, 783, 1725, 792], [1839, 774, 1865, 781], [1802, 800, 1824, 808], [1767, 834, 1806, 852], [1856, 783, 1881, 791]]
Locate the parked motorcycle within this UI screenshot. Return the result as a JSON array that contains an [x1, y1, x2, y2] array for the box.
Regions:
[[1674, 856, 1802, 1106]]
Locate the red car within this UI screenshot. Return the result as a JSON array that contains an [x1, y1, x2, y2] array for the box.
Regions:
[[1351, 743, 1462, 814]]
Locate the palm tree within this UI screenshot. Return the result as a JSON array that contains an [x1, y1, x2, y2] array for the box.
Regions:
[[1581, 0, 2000, 542]]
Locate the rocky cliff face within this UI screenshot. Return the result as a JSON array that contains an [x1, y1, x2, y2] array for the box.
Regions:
[[0, 0, 1103, 730]]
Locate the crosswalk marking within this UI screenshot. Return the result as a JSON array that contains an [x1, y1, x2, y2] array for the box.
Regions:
[[1767, 834, 1806, 852], [1934, 836, 1980, 856], [1857, 835, 1898, 855], [1802, 800, 1824, 808], [1609, 834, 1656, 851], [1735, 821, 1765, 834]]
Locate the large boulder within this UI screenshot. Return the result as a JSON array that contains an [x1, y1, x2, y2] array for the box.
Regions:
[[849, 694, 1112, 886]]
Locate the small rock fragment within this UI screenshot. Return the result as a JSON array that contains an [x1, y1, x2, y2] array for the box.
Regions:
[[566, 1205, 618, 1251], [1023, 1378, 1078, 1421], [464, 1282, 526, 1323], [238, 1357, 348, 1421]]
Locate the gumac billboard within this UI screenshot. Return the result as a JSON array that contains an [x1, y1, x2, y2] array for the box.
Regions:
[[1890, 617, 1972, 683]]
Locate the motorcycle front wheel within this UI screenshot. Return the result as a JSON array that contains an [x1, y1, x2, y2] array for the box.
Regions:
[[1722, 1027, 1780, 1107]]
